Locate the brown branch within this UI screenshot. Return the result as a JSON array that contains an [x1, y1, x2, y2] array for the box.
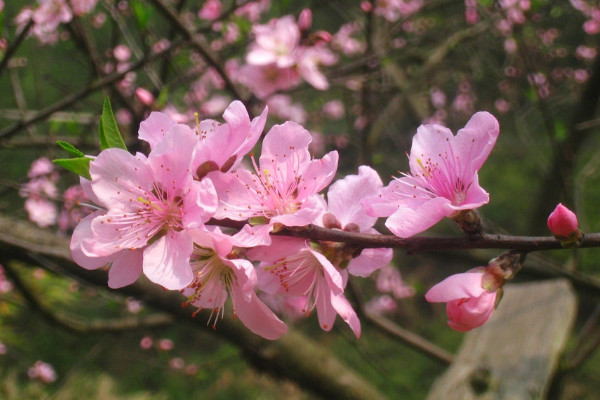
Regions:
[[0, 20, 34, 78], [0, 215, 389, 400], [147, 0, 252, 108], [348, 280, 454, 365], [0, 38, 187, 142]]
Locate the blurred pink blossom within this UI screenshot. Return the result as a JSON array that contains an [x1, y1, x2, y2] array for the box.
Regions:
[[322, 100, 345, 119], [365, 295, 397, 314], [198, 0, 221, 20], [28, 361, 57, 383], [140, 336, 153, 350], [158, 338, 174, 351]]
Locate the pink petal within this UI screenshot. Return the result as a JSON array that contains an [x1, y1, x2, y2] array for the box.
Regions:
[[259, 122, 311, 175], [425, 271, 487, 303], [453, 111, 500, 178], [108, 249, 143, 288], [182, 178, 218, 229], [331, 292, 361, 338], [408, 124, 454, 175], [327, 165, 382, 230], [271, 195, 325, 227], [446, 291, 496, 332], [385, 196, 452, 238], [309, 249, 344, 294], [147, 128, 197, 189], [71, 212, 114, 268], [90, 149, 153, 209], [361, 179, 410, 218], [315, 277, 337, 331], [347, 247, 393, 278], [143, 232, 194, 290], [138, 112, 177, 148], [232, 290, 287, 340], [295, 151, 339, 201], [247, 236, 308, 263]]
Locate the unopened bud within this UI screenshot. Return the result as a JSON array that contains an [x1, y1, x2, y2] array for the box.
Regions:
[[361, 1, 373, 13], [452, 209, 482, 236], [322, 212, 342, 229], [298, 9, 312, 31], [135, 87, 155, 106], [547, 203, 582, 246]]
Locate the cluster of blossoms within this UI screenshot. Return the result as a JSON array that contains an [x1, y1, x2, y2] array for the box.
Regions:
[[20, 157, 91, 231], [16, 0, 99, 44], [27, 360, 57, 384], [70, 98, 503, 338], [239, 9, 338, 98]]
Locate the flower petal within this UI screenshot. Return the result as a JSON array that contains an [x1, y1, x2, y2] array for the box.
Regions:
[[425, 271, 487, 303], [143, 232, 194, 290]]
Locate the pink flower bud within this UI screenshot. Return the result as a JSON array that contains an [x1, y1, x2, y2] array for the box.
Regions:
[[298, 9, 312, 31], [425, 269, 497, 332], [135, 87, 155, 106], [361, 1, 373, 13], [547, 203, 578, 238]]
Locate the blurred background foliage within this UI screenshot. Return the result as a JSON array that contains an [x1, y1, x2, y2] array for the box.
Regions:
[[1, 0, 600, 398]]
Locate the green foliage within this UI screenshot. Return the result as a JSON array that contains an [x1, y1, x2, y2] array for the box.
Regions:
[[98, 98, 127, 151], [130, 0, 150, 30], [52, 157, 92, 180]]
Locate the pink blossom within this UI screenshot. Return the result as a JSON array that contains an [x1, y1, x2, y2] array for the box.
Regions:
[[158, 338, 174, 351], [374, 0, 424, 22], [198, 0, 221, 21], [25, 197, 58, 227], [0, 265, 13, 294], [332, 23, 365, 55], [298, 9, 312, 31], [249, 237, 361, 338], [0, 341, 6, 355], [70, 0, 98, 16], [211, 122, 338, 246], [322, 100, 345, 120], [295, 45, 338, 90], [365, 295, 397, 314], [235, 0, 270, 22], [246, 16, 301, 68], [182, 227, 287, 340], [200, 94, 230, 115], [266, 95, 307, 124], [548, 203, 579, 238], [140, 336, 153, 350], [425, 270, 497, 332], [322, 166, 393, 278], [238, 63, 301, 98], [363, 112, 499, 238], [71, 129, 218, 290], [376, 265, 415, 299], [28, 157, 55, 178], [28, 361, 57, 383]]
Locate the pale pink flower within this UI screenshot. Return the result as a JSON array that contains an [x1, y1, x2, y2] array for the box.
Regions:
[[365, 295, 397, 314], [182, 227, 287, 340], [363, 112, 499, 238], [198, 0, 221, 20], [28, 361, 57, 383], [0, 341, 6, 355], [69, 0, 98, 16], [25, 197, 58, 227], [0, 1, 4, 12], [322, 166, 393, 278], [376, 265, 415, 299], [0, 265, 13, 294], [298, 9, 312, 31], [246, 16, 300, 68], [332, 23, 365, 55], [425, 269, 497, 332], [249, 237, 361, 338], [266, 94, 307, 124], [211, 122, 338, 246], [139, 100, 267, 176], [295, 45, 338, 90], [235, 0, 270, 22], [72, 129, 218, 290], [548, 203, 579, 238], [169, 357, 185, 370], [238, 63, 301, 98], [374, 0, 424, 22], [28, 157, 55, 178], [200, 94, 230, 116], [322, 100, 345, 120]]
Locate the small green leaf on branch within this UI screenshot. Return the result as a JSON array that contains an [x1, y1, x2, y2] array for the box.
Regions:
[[99, 98, 127, 150], [53, 157, 92, 180]]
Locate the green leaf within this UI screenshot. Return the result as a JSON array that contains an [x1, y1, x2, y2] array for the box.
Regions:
[[56, 140, 85, 158], [98, 97, 127, 150], [131, 0, 149, 30], [53, 157, 92, 180]]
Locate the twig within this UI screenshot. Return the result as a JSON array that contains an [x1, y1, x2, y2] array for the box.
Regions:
[[348, 280, 454, 365], [0, 20, 34, 78], [0, 38, 187, 142], [147, 0, 253, 108]]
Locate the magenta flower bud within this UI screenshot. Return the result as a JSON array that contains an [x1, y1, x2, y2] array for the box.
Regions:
[[547, 203, 579, 238], [298, 9, 312, 31]]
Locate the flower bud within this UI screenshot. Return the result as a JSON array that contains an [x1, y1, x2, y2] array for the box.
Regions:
[[135, 87, 155, 106], [547, 203, 581, 246], [298, 9, 312, 31]]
